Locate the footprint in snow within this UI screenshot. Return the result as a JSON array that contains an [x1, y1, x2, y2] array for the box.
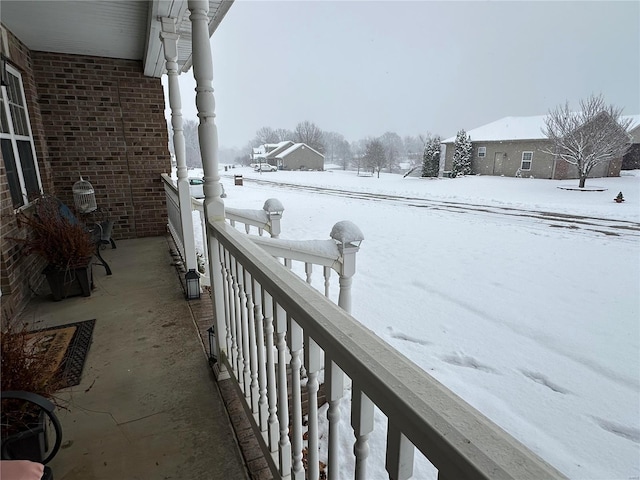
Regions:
[[386, 326, 430, 346], [592, 417, 640, 444], [521, 370, 570, 394], [441, 352, 498, 373]]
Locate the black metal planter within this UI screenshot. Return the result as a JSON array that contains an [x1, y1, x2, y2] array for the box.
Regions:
[[42, 260, 93, 301]]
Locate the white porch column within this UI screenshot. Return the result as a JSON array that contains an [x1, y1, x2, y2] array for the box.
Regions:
[[189, 0, 228, 379], [161, 17, 197, 273]]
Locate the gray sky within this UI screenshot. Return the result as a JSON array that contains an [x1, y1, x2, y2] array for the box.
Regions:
[[174, 1, 640, 149]]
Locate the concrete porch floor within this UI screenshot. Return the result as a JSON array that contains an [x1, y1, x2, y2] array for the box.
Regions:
[[16, 236, 249, 480]]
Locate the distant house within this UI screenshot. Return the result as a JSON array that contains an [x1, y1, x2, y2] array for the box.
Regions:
[[441, 114, 639, 179], [251, 141, 294, 165], [251, 141, 324, 170], [275, 143, 324, 170]]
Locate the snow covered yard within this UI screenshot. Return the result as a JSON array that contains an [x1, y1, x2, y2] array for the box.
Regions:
[[191, 167, 640, 479]]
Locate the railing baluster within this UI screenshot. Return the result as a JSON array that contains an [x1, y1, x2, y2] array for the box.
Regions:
[[305, 336, 322, 480], [284, 258, 292, 269], [221, 247, 234, 369], [305, 262, 313, 284], [232, 257, 245, 383], [236, 261, 251, 397], [288, 316, 304, 480], [245, 269, 259, 414], [225, 252, 238, 378], [325, 358, 344, 480], [197, 205, 210, 284], [323, 266, 331, 298], [245, 224, 250, 234], [263, 292, 279, 453], [351, 386, 374, 480], [386, 422, 415, 480], [253, 279, 268, 429], [275, 304, 293, 476]]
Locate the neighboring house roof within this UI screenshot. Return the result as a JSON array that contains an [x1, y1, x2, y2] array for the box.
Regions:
[[266, 141, 295, 158], [252, 141, 295, 160], [275, 143, 324, 159], [443, 114, 640, 144]]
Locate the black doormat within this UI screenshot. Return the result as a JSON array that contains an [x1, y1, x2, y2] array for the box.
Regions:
[[26, 319, 95, 388]]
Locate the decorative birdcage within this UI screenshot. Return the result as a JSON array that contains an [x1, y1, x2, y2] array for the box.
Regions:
[[72, 175, 97, 213]]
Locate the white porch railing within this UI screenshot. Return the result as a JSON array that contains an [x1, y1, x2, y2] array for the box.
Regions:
[[191, 197, 286, 287], [162, 174, 184, 260], [208, 219, 566, 480]]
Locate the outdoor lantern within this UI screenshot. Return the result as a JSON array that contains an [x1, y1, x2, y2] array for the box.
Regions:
[[185, 269, 200, 299], [207, 325, 217, 362]]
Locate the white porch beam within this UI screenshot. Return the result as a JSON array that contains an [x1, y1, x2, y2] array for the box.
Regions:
[[189, 0, 229, 379], [161, 17, 197, 273]]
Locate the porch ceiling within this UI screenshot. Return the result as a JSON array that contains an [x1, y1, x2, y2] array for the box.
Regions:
[[0, 0, 232, 78]]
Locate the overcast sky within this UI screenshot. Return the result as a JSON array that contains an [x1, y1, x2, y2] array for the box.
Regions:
[[172, 0, 640, 149]]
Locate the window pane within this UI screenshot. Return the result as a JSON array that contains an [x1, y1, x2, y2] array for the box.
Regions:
[[10, 104, 28, 136], [0, 100, 9, 134], [17, 140, 38, 196], [1, 138, 24, 207]]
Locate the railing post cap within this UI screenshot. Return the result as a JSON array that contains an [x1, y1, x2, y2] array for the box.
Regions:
[[263, 198, 284, 215], [330, 220, 364, 248]]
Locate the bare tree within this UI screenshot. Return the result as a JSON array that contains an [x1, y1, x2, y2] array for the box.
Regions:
[[253, 126, 279, 145], [365, 138, 387, 178], [294, 120, 325, 153], [543, 94, 632, 188], [323, 131, 346, 164], [336, 140, 352, 170], [380, 131, 403, 173], [404, 135, 426, 167], [351, 139, 368, 175], [274, 128, 294, 142]]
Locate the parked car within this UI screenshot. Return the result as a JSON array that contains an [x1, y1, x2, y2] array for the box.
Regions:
[[254, 163, 277, 172], [189, 177, 204, 198], [189, 177, 225, 198]]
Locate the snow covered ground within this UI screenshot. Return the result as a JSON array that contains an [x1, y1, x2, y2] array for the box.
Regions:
[[187, 166, 640, 479]]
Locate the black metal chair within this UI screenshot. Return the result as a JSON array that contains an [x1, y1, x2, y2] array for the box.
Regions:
[[54, 198, 116, 276]]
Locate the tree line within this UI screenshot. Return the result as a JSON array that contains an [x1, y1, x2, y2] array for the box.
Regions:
[[171, 94, 633, 187]]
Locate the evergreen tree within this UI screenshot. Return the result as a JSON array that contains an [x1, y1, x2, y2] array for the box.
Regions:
[[421, 135, 441, 177], [451, 129, 472, 177]]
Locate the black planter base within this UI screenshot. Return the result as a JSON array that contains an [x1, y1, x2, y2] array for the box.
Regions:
[[43, 262, 93, 301]]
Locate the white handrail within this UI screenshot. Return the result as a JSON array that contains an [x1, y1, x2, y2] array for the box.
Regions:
[[208, 218, 566, 480]]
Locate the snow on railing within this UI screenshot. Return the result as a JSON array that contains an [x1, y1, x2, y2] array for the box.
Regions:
[[208, 219, 566, 480], [191, 198, 285, 286]]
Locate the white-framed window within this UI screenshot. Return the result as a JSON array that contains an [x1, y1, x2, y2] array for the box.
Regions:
[[0, 63, 42, 209], [521, 151, 533, 171], [477, 146, 486, 158]]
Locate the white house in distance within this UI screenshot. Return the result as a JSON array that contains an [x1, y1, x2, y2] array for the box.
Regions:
[[251, 141, 325, 170], [441, 114, 640, 179]]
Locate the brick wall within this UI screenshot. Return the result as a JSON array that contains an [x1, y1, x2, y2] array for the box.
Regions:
[[0, 28, 51, 321], [1, 26, 171, 322], [32, 52, 170, 238], [32, 52, 170, 239]]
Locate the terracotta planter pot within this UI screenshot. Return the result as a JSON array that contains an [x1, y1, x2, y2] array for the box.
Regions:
[[42, 260, 93, 301]]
